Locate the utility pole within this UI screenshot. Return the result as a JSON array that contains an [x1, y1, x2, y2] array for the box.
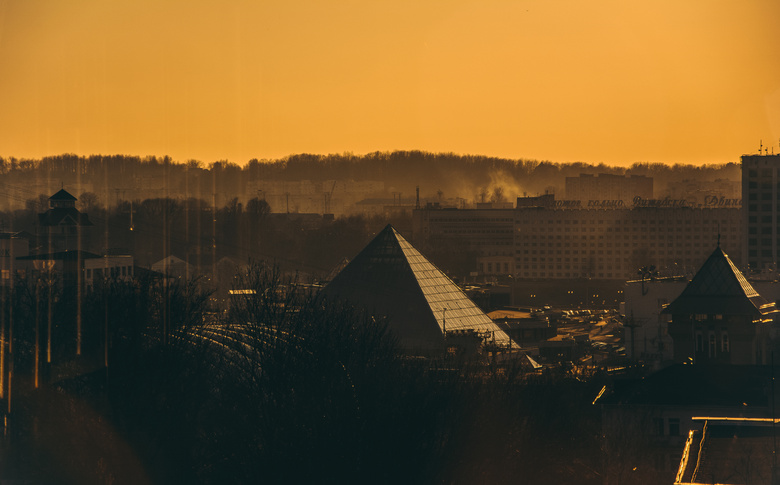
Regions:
[[773, 351, 777, 484]]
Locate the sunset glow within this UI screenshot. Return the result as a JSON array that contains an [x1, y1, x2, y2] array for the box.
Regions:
[[1, 0, 778, 166]]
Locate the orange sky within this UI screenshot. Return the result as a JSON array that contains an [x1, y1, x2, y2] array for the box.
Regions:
[[1, 0, 778, 167]]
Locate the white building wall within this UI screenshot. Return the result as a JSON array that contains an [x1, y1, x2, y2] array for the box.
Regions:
[[623, 279, 687, 363]]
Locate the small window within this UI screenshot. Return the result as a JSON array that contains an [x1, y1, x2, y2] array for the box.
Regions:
[[653, 418, 664, 436], [668, 418, 680, 437], [709, 333, 717, 358]]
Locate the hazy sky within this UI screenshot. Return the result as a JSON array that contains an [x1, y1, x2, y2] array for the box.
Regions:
[[1, 0, 778, 167]]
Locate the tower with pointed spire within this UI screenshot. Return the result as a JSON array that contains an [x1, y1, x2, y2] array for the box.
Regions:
[[36, 189, 93, 253], [663, 245, 777, 365]]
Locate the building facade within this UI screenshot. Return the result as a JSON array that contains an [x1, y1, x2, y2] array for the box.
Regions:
[[514, 197, 741, 280], [622, 277, 686, 362], [741, 153, 780, 272], [413, 194, 742, 281], [564, 173, 653, 205], [412, 207, 515, 276]]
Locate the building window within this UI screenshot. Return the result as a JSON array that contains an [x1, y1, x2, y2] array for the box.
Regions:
[[721, 332, 729, 353], [653, 418, 664, 436], [668, 418, 680, 437], [709, 333, 716, 358]]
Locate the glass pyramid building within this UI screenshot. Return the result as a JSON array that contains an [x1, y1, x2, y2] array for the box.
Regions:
[[323, 225, 512, 352]]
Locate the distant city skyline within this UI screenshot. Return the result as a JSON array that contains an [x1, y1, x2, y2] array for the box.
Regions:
[[1, 0, 778, 167]]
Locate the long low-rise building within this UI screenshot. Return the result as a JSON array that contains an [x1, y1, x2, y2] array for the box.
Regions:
[[413, 194, 742, 281]]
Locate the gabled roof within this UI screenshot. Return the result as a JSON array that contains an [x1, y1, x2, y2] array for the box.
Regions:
[[38, 207, 94, 226], [49, 189, 77, 201], [323, 224, 512, 350], [17, 250, 102, 261], [151, 255, 189, 269], [663, 247, 775, 317]]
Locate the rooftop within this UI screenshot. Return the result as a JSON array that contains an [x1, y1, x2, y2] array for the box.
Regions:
[[597, 364, 774, 408], [663, 246, 776, 317]]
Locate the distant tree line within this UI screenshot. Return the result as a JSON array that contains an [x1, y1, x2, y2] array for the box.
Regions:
[[0, 195, 413, 278], [0, 152, 741, 211]]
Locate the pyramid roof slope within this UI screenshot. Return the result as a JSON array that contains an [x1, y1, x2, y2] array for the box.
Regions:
[[324, 225, 511, 350], [664, 247, 775, 317]]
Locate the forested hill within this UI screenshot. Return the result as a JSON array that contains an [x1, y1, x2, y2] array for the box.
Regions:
[[0, 151, 740, 210]]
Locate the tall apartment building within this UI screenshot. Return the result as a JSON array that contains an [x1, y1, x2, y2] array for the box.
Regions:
[[741, 154, 780, 272]]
